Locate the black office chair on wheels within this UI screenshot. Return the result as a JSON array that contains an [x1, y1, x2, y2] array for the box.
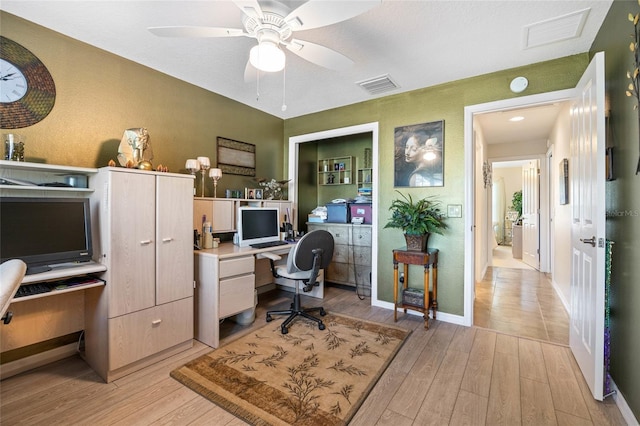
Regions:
[[263, 230, 334, 334]]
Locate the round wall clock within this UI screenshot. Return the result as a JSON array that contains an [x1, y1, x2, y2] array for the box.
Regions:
[[0, 36, 56, 129]]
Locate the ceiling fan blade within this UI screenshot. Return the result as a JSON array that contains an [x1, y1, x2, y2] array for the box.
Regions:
[[148, 26, 246, 38], [286, 39, 353, 71], [285, 0, 381, 31], [232, 0, 264, 20], [244, 59, 258, 83]]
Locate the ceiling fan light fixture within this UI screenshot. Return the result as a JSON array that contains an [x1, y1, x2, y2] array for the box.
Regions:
[[250, 41, 285, 72]]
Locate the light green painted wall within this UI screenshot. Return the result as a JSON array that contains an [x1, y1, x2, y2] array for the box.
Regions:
[[285, 54, 589, 315], [591, 0, 640, 417], [0, 12, 285, 196]]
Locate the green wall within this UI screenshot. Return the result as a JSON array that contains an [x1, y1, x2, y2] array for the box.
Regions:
[[591, 0, 640, 416], [0, 12, 285, 195], [285, 55, 589, 314]]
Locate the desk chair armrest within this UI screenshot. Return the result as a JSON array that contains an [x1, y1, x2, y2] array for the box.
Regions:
[[257, 252, 283, 279], [257, 252, 282, 262]]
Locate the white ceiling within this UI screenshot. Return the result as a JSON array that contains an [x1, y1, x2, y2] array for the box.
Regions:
[[2, 0, 611, 134]]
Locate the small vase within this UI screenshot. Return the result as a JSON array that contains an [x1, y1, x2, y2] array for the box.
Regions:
[[404, 233, 430, 252]]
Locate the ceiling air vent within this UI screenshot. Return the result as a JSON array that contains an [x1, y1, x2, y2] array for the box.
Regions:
[[523, 8, 590, 49], [356, 74, 399, 95]]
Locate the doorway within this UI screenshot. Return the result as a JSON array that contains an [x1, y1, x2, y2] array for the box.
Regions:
[[288, 122, 381, 306], [463, 90, 574, 335]]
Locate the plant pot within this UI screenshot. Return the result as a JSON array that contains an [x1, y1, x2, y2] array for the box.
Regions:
[[404, 233, 430, 252]]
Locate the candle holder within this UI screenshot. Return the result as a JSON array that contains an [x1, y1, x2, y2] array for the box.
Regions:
[[185, 158, 200, 196], [196, 156, 211, 197], [209, 168, 223, 198]]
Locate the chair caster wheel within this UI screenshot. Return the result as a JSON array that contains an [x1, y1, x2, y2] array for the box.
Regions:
[[319, 308, 326, 316], [266, 314, 273, 322], [281, 327, 288, 334], [318, 323, 325, 330]]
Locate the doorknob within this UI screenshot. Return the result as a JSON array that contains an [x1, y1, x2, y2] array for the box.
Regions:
[[580, 236, 596, 247]]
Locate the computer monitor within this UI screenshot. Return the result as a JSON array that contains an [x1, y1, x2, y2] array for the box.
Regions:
[[236, 207, 280, 247], [0, 197, 93, 274]]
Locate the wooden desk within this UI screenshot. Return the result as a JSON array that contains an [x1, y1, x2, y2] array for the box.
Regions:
[[392, 248, 439, 329], [194, 242, 324, 348]]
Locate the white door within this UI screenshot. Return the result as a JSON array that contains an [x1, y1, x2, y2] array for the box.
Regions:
[[522, 159, 540, 269], [569, 52, 606, 401]]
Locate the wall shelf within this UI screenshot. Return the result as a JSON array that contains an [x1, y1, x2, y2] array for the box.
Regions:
[[318, 156, 353, 185], [0, 160, 98, 194]]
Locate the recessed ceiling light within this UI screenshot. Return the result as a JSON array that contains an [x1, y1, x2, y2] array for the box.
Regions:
[[510, 116, 525, 122]]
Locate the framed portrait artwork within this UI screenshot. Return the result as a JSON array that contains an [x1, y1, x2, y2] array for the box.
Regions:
[[394, 120, 444, 187]]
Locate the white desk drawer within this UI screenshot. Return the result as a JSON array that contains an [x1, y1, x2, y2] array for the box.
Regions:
[[219, 274, 255, 318], [219, 256, 254, 279], [108, 297, 193, 370]]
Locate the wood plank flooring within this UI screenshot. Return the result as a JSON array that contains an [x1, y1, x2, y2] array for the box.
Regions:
[[474, 266, 569, 345], [0, 282, 624, 425]]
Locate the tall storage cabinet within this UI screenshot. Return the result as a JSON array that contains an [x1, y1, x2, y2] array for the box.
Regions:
[[85, 167, 194, 382]]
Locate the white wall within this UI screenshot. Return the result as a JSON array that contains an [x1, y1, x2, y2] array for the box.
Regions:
[[550, 103, 572, 306], [474, 127, 490, 282], [493, 167, 523, 212]]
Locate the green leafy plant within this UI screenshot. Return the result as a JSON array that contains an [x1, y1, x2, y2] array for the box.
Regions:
[[511, 190, 523, 224], [384, 191, 447, 236]]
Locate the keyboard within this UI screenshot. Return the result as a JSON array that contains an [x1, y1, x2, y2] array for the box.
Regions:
[[15, 282, 55, 298], [250, 240, 289, 249]]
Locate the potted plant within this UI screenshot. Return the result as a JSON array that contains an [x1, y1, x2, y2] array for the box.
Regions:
[[384, 191, 447, 251]]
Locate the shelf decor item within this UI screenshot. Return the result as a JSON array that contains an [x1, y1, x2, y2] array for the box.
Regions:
[[256, 178, 290, 200], [384, 191, 447, 252]]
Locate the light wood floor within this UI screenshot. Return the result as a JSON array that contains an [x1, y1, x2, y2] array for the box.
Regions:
[[474, 266, 569, 345], [0, 285, 624, 425]]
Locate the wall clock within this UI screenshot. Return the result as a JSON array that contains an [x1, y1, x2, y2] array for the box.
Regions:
[[0, 36, 56, 129]]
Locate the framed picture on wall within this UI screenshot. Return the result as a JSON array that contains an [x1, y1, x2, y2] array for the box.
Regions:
[[394, 120, 444, 187], [559, 158, 569, 205]]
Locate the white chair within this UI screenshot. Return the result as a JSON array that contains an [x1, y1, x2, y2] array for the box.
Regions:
[[263, 230, 334, 334], [1, 259, 27, 324]]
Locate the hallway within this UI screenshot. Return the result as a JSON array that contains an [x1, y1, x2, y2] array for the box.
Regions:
[[474, 265, 569, 345]]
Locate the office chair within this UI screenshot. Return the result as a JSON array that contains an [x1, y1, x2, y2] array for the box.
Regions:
[[263, 230, 334, 334], [1, 259, 27, 325]]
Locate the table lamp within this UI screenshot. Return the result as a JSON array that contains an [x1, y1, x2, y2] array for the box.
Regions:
[[209, 168, 222, 198], [185, 159, 200, 196], [196, 156, 211, 197]]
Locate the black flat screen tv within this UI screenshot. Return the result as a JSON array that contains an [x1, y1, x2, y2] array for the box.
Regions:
[[0, 197, 93, 274]]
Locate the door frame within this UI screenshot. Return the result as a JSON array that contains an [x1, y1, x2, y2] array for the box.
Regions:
[[463, 89, 573, 326], [288, 122, 380, 305]]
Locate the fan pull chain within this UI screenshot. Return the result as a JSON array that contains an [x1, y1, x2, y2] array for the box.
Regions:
[[256, 69, 260, 101], [281, 67, 287, 112]]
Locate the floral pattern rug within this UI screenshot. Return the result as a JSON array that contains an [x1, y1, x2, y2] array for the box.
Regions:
[[171, 313, 410, 425]]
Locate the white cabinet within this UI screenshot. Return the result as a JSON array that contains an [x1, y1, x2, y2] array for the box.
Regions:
[[86, 167, 194, 382], [193, 198, 293, 233]]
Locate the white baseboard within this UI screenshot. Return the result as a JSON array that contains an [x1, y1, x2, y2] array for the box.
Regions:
[[610, 378, 639, 425], [370, 299, 466, 325], [551, 278, 570, 313]]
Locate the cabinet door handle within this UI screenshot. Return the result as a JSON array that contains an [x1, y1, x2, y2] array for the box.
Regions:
[[140, 240, 152, 245], [151, 319, 162, 326], [162, 237, 173, 243]]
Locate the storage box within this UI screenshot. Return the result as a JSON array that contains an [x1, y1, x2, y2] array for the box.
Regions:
[[402, 288, 426, 308], [326, 202, 350, 223], [307, 214, 325, 223], [349, 202, 372, 224]]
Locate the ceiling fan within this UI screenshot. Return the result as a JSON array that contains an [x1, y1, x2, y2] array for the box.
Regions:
[[148, 0, 380, 75]]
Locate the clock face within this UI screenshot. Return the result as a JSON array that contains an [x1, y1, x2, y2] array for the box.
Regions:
[[0, 58, 28, 103], [0, 36, 56, 129]]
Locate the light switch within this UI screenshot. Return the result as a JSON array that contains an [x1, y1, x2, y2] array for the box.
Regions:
[[447, 204, 462, 218]]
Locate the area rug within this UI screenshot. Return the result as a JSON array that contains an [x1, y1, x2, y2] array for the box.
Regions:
[[171, 313, 410, 426]]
